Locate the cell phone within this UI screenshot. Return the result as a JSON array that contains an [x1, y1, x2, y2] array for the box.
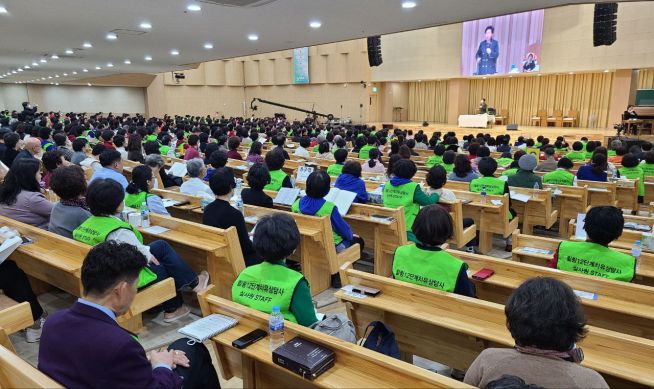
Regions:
[[351, 285, 381, 296], [21, 236, 33, 245], [232, 329, 267, 349], [472, 268, 495, 281]]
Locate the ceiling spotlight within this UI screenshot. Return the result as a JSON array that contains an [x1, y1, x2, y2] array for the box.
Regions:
[[203, 43, 214, 49], [187, 4, 201, 11], [63, 73, 68, 76], [82, 68, 88, 72], [32, 62, 38, 66], [83, 42, 93, 48], [51, 54, 59, 59], [72, 71, 77, 75], [140, 22, 152, 29], [106, 32, 118, 40], [170, 49, 179, 56], [49, 82, 53, 85], [87, 83, 92, 86], [309, 21, 322, 29], [40, 59, 47, 63], [95, 66, 101, 70], [47, 76, 52, 79], [41, 77, 45, 80], [11, 70, 17, 74], [54, 74, 59, 77], [24, 65, 30, 69], [55, 83, 59, 86], [402, 1, 417, 8], [65, 49, 74, 55], [0, 6, 7, 13], [17, 68, 23, 72], [144, 55, 152, 61], [248, 34, 259, 41], [124, 59, 131, 64], [106, 63, 114, 68]]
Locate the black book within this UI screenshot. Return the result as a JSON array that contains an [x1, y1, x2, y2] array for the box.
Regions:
[[272, 337, 335, 381]]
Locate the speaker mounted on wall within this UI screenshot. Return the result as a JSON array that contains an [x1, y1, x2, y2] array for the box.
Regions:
[[367, 35, 383, 67], [593, 2, 618, 47]]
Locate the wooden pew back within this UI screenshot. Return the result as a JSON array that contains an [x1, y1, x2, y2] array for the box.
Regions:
[[0, 344, 63, 388]]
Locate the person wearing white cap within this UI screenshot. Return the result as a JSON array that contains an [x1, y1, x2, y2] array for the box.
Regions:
[[507, 154, 542, 189]]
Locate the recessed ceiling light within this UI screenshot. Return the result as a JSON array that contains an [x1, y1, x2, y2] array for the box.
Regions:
[[140, 22, 152, 29], [170, 49, 179, 56], [144, 55, 152, 61], [248, 34, 259, 41], [309, 21, 322, 29], [87, 83, 92, 86], [32, 62, 38, 66], [55, 83, 59, 86], [65, 49, 74, 55], [402, 1, 417, 9], [106, 32, 117, 40], [11, 70, 16, 74], [0, 6, 7, 14], [24, 65, 30, 69], [40, 59, 47, 63], [604, 69, 610, 73], [187, 4, 201, 11], [51, 54, 59, 59], [72, 71, 77, 75], [83, 42, 93, 48], [95, 66, 101, 70], [47, 76, 52, 79], [106, 63, 114, 68], [569, 72, 574, 75], [41, 77, 45, 80], [203, 43, 214, 49], [17, 68, 23, 72], [54, 74, 59, 77], [63, 73, 68, 76], [124, 59, 131, 64], [49, 82, 53, 85], [82, 68, 88, 72]]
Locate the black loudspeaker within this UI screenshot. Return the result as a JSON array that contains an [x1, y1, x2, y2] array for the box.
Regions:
[[507, 124, 518, 131], [593, 3, 618, 47], [367, 36, 383, 67]]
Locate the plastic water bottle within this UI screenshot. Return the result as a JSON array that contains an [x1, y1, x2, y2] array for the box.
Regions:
[[632, 240, 642, 270], [533, 181, 539, 199], [269, 306, 285, 351], [140, 201, 151, 228], [480, 187, 487, 205]]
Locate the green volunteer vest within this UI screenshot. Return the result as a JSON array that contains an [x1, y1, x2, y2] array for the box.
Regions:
[[312, 145, 319, 152], [291, 199, 344, 245], [143, 134, 157, 143], [425, 155, 442, 169], [326, 163, 344, 177], [470, 176, 504, 195], [441, 162, 454, 174], [557, 241, 635, 282], [232, 262, 304, 323], [608, 150, 617, 157], [72, 216, 156, 288], [358, 145, 374, 160], [619, 166, 645, 196], [495, 157, 513, 167], [383, 181, 419, 232], [566, 151, 586, 161], [543, 169, 575, 186], [159, 145, 170, 155], [640, 161, 654, 177], [42, 141, 54, 152], [392, 244, 465, 293], [265, 169, 288, 191], [502, 168, 518, 177], [555, 147, 568, 154], [124, 192, 156, 210]]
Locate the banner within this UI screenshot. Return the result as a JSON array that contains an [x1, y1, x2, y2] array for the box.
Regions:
[[293, 47, 310, 84]]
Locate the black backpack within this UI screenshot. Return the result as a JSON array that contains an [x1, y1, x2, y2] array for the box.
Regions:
[[359, 321, 401, 359]]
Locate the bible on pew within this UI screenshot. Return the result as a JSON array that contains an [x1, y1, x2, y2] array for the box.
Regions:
[[274, 188, 301, 206], [325, 188, 357, 215], [166, 162, 188, 178]]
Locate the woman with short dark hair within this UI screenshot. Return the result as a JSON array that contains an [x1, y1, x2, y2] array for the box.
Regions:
[[246, 141, 264, 164], [464, 278, 607, 388], [226, 136, 242, 160], [449, 154, 480, 182], [362, 148, 385, 174], [334, 161, 368, 203], [316, 141, 334, 161], [242, 163, 273, 208], [0, 158, 53, 229], [48, 165, 91, 239], [125, 165, 170, 216], [264, 148, 292, 191], [576, 153, 608, 182]]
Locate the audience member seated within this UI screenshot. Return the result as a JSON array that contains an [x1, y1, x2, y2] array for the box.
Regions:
[[73, 179, 208, 322], [242, 163, 273, 208], [576, 153, 608, 182], [226, 137, 242, 160], [127, 134, 145, 163], [566, 141, 586, 161], [448, 154, 480, 182], [2, 132, 21, 168], [362, 148, 386, 174], [358, 136, 377, 160], [425, 165, 456, 202], [145, 154, 180, 188], [534, 147, 557, 172], [464, 277, 608, 389], [15, 138, 42, 160], [125, 165, 171, 216], [543, 157, 576, 186], [70, 137, 89, 165], [41, 149, 68, 189], [383, 159, 439, 242], [113, 134, 127, 160], [48, 165, 92, 239], [327, 149, 347, 177], [0, 158, 53, 229], [508, 154, 542, 189], [38, 241, 219, 389], [183, 134, 201, 161], [334, 161, 368, 204], [315, 141, 334, 161], [619, 153, 645, 203], [549, 206, 635, 282], [392, 205, 476, 297], [180, 158, 214, 197], [203, 167, 261, 267], [245, 141, 264, 164], [263, 148, 292, 191], [609, 146, 627, 164], [294, 136, 311, 158], [232, 214, 318, 326], [641, 150, 654, 177], [89, 150, 128, 190]]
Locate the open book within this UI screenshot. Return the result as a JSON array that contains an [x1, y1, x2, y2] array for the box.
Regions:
[[274, 188, 301, 206], [325, 188, 357, 216], [167, 162, 188, 178]]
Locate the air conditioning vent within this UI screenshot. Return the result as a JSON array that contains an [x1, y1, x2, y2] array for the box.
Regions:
[[198, 0, 277, 7]]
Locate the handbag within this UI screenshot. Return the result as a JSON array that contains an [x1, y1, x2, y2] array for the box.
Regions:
[[359, 321, 401, 359], [310, 314, 356, 343]]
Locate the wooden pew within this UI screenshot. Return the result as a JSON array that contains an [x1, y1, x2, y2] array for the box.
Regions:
[[337, 263, 654, 388], [644, 181, 654, 205], [198, 289, 469, 389], [150, 188, 203, 220], [543, 184, 588, 237], [568, 218, 645, 253], [511, 230, 654, 287], [0, 215, 176, 332], [614, 178, 640, 211], [452, 250, 654, 340], [0, 344, 63, 388], [0, 301, 32, 352], [138, 214, 245, 300], [577, 180, 618, 207]]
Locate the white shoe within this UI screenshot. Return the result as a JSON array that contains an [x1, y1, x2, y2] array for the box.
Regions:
[[163, 305, 191, 323], [193, 271, 210, 294], [26, 317, 46, 343]]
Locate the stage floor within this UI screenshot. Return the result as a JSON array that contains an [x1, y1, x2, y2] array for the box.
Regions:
[[367, 122, 616, 142]]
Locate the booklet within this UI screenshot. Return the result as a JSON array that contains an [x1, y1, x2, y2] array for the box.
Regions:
[[178, 314, 238, 343], [295, 166, 314, 183], [574, 213, 587, 241], [274, 188, 301, 206], [167, 162, 188, 178], [325, 188, 357, 216]]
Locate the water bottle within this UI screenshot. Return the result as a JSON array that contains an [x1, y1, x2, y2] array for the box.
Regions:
[[632, 240, 642, 270], [269, 306, 285, 351], [533, 181, 540, 199], [480, 190, 487, 204], [140, 201, 151, 228]]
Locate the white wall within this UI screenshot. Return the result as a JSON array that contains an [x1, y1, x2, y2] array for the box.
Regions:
[[0, 84, 145, 114]]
